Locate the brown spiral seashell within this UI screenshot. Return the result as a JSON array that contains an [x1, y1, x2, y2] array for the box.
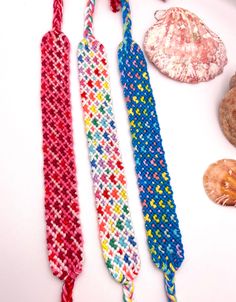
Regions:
[[219, 73, 236, 147], [144, 7, 227, 83], [203, 159, 236, 206]]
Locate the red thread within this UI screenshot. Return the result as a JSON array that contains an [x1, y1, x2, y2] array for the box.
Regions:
[[110, 0, 121, 12], [61, 277, 75, 302], [53, 0, 63, 31]]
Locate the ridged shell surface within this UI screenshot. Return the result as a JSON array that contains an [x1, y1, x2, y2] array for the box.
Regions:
[[229, 73, 236, 90], [144, 7, 227, 83], [203, 159, 236, 206], [219, 89, 236, 147]]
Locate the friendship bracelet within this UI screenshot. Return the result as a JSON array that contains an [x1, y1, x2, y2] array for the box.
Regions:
[[40, 1, 83, 301], [77, 1, 141, 301], [40, 1, 184, 301], [116, 0, 184, 301]]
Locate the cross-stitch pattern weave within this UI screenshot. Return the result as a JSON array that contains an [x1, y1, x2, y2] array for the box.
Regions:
[[41, 1, 83, 301], [77, 1, 140, 301], [116, 1, 184, 301]]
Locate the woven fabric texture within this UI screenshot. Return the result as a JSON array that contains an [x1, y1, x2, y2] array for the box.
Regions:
[[40, 1, 83, 301], [77, 1, 140, 301], [116, 0, 184, 301]]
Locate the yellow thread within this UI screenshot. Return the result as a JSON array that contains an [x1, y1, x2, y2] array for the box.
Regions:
[[128, 108, 134, 116], [130, 120, 135, 127], [102, 154, 108, 160], [103, 81, 109, 89], [170, 263, 176, 273], [121, 189, 127, 200], [137, 122, 142, 128], [81, 38, 87, 44], [109, 221, 115, 232], [115, 266, 119, 273], [153, 214, 160, 223], [97, 92, 103, 100], [162, 172, 169, 181], [143, 109, 148, 116], [85, 117, 91, 126], [144, 214, 151, 222], [162, 214, 168, 223], [114, 204, 121, 214], [168, 200, 174, 208], [150, 199, 157, 208], [90, 105, 97, 113], [143, 72, 148, 80], [140, 96, 146, 103], [118, 273, 123, 283], [102, 240, 109, 251], [150, 246, 157, 254], [91, 139, 98, 147], [138, 84, 144, 91], [147, 230, 153, 238], [159, 200, 165, 208], [165, 186, 172, 194], [133, 96, 139, 103], [156, 185, 163, 194]]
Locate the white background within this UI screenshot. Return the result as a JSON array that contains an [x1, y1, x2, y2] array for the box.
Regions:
[[0, 0, 236, 301]]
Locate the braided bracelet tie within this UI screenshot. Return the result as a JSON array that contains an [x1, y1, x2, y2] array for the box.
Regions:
[[40, 0, 83, 301], [116, 1, 184, 301], [77, 1, 140, 301], [110, 0, 121, 12]]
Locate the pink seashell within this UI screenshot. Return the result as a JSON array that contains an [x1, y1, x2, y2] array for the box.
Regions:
[[144, 7, 228, 83], [203, 159, 236, 206]]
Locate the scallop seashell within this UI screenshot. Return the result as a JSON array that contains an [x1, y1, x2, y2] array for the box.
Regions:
[[144, 7, 228, 83], [203, 159, 236, 206], [219, 74, 236, 147]]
